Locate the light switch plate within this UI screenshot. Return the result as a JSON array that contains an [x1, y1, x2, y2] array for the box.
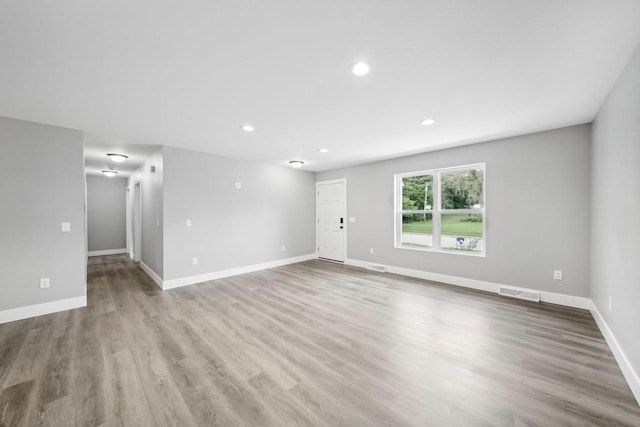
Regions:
[[186, 219, 192, 227], [349, 217, 356, 223], [61, 222, 71, 232], [235, 181, 242, 189], [40, 278, 50, 288]]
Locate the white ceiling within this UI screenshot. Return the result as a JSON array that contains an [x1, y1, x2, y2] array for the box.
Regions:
[[83, 134, 159, 177], [2, 1, 640, 173]]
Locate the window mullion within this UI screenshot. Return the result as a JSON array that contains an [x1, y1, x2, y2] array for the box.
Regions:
[[433, 172, 441, 250]]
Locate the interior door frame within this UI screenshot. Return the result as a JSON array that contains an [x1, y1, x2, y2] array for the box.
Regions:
[[125, 186, 131, 257], [132, 181, 142, 262], [316, 178, 347, 262]]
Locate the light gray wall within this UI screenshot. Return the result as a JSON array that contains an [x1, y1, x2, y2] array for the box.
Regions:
[[0, 117, 85, 311], [138, 148, 164, 277], [163, 146, 316, 281], [591, 44, 640, 379], [317, 125, 591, 297], [87, 176, 126, 252]]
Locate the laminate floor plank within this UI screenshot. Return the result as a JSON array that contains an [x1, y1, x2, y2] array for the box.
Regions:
[[1, 254, 639, 426], [3, 327, 53, 388], [101, 349, 155, 426]]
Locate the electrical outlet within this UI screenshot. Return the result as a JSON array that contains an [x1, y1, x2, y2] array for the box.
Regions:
[[40, 278, 50, 288], [61, 222, 71, 232], [192, 258, 198, 265], [370, 248, 374, 254], [609, 296, 612, 311], [235, 181, 242, 189], [281, 245, 286, 252], [186, 219, 192, 227], [553, 270, 563, 280]]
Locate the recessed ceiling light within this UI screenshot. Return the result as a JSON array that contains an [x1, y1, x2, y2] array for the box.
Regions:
[[102, 170, 118, 177], [107, 153, 128, 162], [242, 124, 255, 132], [421, 118, 436, 126], [319, 148, 328, 153], [289, 160, 304, 168], [351, 62, 370, 76]]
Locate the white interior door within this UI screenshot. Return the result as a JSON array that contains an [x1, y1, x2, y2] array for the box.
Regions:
[[317, 180, 346, 262]]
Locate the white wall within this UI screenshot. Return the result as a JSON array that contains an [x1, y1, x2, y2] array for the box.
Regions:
[[317, 125, 591, 298], [591, 43, 640, 397], [87, 176, 126, 253], [162, 146, 316, 282], [0, 117, 86, 317]]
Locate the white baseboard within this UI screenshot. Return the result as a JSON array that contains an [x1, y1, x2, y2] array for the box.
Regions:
[[590, 303, 640, 405], [344, 258, 592, 310], [162, 253, 316, 290], [0, 295, 87, 324], [140, 261, 164, 290], [88, 248, 128, 257]]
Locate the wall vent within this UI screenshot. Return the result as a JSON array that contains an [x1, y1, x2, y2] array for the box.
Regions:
[[498, 286, 540, 302], [367, 264, 386, 273]]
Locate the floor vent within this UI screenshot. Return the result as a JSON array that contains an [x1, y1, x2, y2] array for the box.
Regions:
[[367, 264, 387, 273], [498, 286, 540, 302]]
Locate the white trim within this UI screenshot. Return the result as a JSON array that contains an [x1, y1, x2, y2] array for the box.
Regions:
[[316, 178, 347, 262], [0, 295, 87, 325], [316, 178, 348, 185], [344, 258, 592, 310], [162, 254, 316, 290], [140, 261, 163, 289], [133, 181, 141, 263], [590, 303, 640, 405], [88, 248, 128, 257]]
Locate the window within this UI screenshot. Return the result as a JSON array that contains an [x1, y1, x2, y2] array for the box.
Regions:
[[395, 164, 485, 255]]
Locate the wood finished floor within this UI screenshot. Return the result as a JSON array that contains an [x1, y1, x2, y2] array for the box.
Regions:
[[1, 255, 639, 426]]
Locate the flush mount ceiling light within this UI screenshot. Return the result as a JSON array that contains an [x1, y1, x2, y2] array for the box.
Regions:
[[420, 118, 436, 126], [351, 62, 370, 76], [289, 160, 304, 168], [107, 153, 128, 162], [319, 148, 328, 153], [241, 124, 255, 132], [102, 170, 118, 177]]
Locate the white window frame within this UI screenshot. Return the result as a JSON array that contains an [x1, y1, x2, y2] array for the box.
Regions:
[[394, 163, 486, 257]]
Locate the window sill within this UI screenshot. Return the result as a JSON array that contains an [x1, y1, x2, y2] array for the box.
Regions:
[[395, 244, 486, 257]]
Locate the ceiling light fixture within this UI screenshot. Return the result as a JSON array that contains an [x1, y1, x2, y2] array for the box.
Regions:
[[351, 62, 371, 76], [107, 153, 128, 162], [420, 118, 436, 126], [241, 124, 255, 132], [289, 160, 304, 168], [102, 170, 118, 177], [319, 148, 328, 153]]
